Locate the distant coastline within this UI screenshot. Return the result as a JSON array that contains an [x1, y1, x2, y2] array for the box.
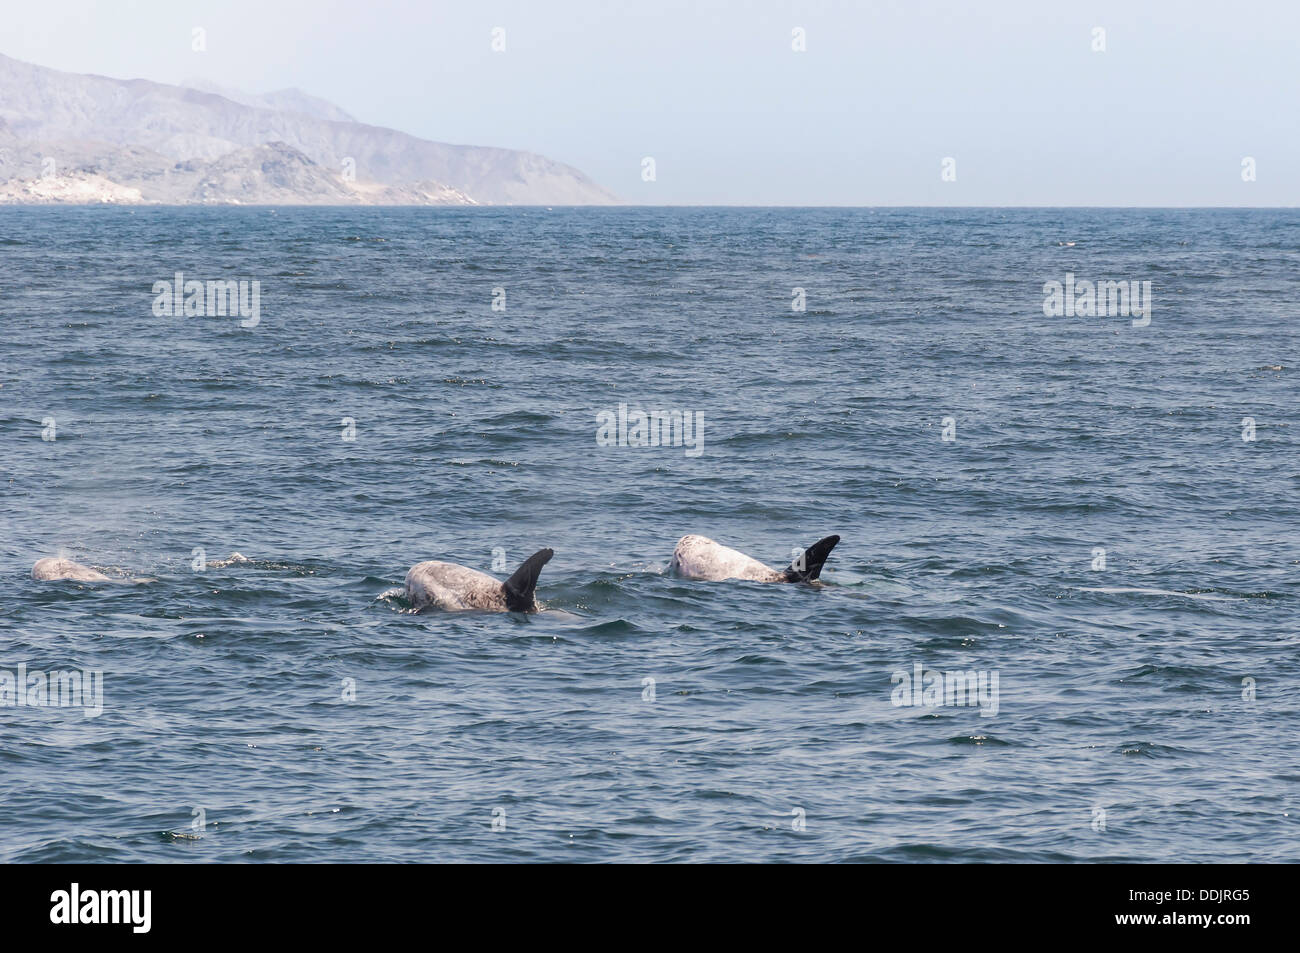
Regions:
[[0, 53, 618, 207]]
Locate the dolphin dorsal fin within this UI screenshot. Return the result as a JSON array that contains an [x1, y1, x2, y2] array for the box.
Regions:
[[502, 548, 554, 611], [783, 535, 840, 582]]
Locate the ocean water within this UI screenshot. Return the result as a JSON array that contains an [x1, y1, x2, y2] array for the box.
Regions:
[[1, 206, 1296, 863]]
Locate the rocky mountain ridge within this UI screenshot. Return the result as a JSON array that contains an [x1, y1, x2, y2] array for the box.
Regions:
[[0, 53, 616, 205]]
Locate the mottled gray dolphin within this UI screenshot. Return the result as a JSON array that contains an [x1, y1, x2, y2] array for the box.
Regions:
[[669, 534, 840, 583], [31, 557, 112, 583], [405, 548, 554, 612]]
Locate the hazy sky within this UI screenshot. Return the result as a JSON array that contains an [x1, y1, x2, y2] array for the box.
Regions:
[[4, 0, 1297, 205]]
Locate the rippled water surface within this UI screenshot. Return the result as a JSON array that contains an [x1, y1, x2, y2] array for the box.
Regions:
[[1, 206, 1297, 862]]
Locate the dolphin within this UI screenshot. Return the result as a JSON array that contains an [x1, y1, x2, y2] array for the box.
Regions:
[[32, 557, 112, 583], [669, 534, 840, 583], [405, 548, 554, 612]]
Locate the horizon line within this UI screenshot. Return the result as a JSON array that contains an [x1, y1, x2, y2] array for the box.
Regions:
[[2, 203, 1296, 210]]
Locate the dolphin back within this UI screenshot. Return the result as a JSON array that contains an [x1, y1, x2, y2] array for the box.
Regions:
[[32, 557, 112, 582]]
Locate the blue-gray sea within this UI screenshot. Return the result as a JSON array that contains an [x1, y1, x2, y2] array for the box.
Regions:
[[1, 206, 1296, 862]]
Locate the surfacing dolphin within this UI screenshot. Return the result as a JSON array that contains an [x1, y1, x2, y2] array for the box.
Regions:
[[669, 534, 840, 583], [405, 548, 554, 612], [32, 557, 112, 583]]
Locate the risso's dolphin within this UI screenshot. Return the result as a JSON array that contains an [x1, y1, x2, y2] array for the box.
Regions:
[[405, 549, 554, 612], [31, 557, 112, 583], [669, 534, 840, 583]]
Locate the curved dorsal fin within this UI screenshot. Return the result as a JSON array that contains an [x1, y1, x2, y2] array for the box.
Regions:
[[502, 548, 554, 611], [783, 535, 840, 582]]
